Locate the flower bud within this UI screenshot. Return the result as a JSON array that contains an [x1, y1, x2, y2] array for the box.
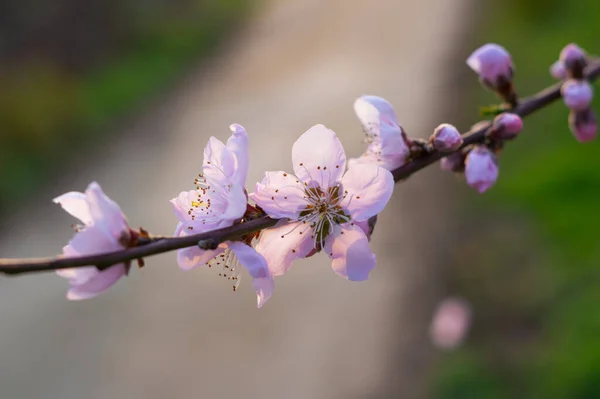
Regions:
[[569, 108, 597, 143], [561, 79, 593, 112], [559, 43, 586, 76], [431, 123, 463, 152], [464, 146, 499, 193], [466, 43, 513, 90], [550, 60, 567, 80], [440, 152, 465, 172], [429, 297, 472, 350], [491, 112, 523, 140]]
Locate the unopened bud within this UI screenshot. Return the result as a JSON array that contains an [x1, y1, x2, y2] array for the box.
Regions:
[[491, 112, 523, 140], [431, 123, 463, 152], [561, 79, 593, 112], [464, 146, 499, 193], [569, 108, 597, 143], [559, 43, 587, 78], [550, 60, 567, 80], [466, 43, 514, 90], [440, 152, 465, 172]]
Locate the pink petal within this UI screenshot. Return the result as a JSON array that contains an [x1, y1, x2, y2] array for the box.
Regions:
[[466, 43, 513, 84], [170, 190, 199, 223], [324, 223, 375, 281], [550, 60, 567, 79], [66, 264, 127, 300], [353, 95, 399, 129], [53, 192, 93, 225], [228, 241, 274, 308], [226, 124, 249, 186], [56, 265, 97, 285], [68, 225, 121, 255], [249, 171, 309, 219], [464, 146, 499, 194], [85, 182, 128, 240], [254, 221, 315, 276], [177, 244, 226, 271], [340, 163, 394, 222], [292, 124, 346, 189], [203, 137, 236, 185], [221, 183, 247, 222]]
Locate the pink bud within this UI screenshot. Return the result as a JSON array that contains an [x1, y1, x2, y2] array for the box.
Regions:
[[492, 112, 523, 139], [569, 108, 597, 143], [440, 152, 465, 172], [561, 79, 593, 111], [559, 43, 586, 70], [429, 297, 472, 350], [431, 123, 463, 152], [550, 60, 567, 79], [464, 146, 499, 193], [466, 43, 513, 89]]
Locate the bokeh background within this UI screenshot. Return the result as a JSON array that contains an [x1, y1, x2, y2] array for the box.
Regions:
[[0, 0, 598, 398]]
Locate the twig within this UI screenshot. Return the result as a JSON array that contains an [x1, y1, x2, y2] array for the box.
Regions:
[[1, 62, 599, 276]]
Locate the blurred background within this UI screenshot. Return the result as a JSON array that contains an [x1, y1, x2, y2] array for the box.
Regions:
[[0, 0, 598, 398]]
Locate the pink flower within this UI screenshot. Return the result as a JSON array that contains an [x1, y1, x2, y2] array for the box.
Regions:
[[561, 79, 593, 112], [569, 108, 597, 143], [429, 297, 472, 350], [466, 43, 513, 89], [550, 60, 567, 80], [350, 95, 410, 170], [560, 43, 586, 70], [250, 124, 394, 280], [170, 124, 274, 308], [492, 112, 523, 139], [464, 146, 499, 194], [431, 123, 463, 152], [53, 182, 130, 300]]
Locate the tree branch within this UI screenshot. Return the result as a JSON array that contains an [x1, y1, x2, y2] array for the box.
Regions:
[[1, 62, 599, 276]]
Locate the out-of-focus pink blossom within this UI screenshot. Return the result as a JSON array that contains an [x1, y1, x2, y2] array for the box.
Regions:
[[550, 60, 567, 80], [429, 297, 472, 350], [569, 108, 598, 143], [170, 124, 273, 308], [466, 43, 513, 89], [561, 79, 593, 112], [350, 95, 410, 171], [492, 112, 523, 139], [464, 146, 499, 194], [54, 182, 130, 300], [251, 124, 394, 281], [431, 123, 463, 152], [560, 43, 586, 71]]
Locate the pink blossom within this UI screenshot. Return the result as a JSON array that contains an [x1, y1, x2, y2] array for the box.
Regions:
[[464, 146, 499, 194], [569, 108, 598, 143], [431, 123, 463, 152], [170, 124, 273, 308], [550, 60, 567, 80], [561, 79, 593, 112], [560, 43, 586, 70], [53, 182, 130, 300], [350, 95, 410, 170], [492, 112, 523, 139], [429, 297, 472, 350], [466, 43, 513, 89], [250, 125, 394, 280]]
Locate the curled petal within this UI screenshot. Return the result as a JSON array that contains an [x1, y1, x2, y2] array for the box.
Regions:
[[340, 163, 394, 222], [324, 223, 375, 281], [226, 124, 249, 186], [85, 182, 128, 240], [53, 192, 93, 225], [228, 241, 274, 308], [249, 171, 309, 219], [292, 125, 346, 189], [203, 137, 236, 185], [255, 221, 315, 276], [353, 95, 399, 129], [66, 264, 127, 300]]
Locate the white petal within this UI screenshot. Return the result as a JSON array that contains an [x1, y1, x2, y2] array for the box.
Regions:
[[53, 191, 93, 225], [324, 223, 375, 281], [340, 163, 394, 221], [292, 124, 346, 190], [221, 183, 247, 221], [68, 226, 122, 255], [228, 241, 274, 308], [85, 182, 128, 240], [203, 136, 236, 185], [249, 171, 309, 219], [66, 264, 127, 300], [254, 221, 315, 276], [226, 124, 249, 186], [353, 95, 399, 129], [177, 244, 226, 271]]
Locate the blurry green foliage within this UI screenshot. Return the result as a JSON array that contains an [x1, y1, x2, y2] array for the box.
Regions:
[[435, 0, 600, 397], [0, 0, 251, 209]]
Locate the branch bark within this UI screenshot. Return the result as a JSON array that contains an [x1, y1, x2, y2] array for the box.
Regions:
[[1, 62, 599, 275]]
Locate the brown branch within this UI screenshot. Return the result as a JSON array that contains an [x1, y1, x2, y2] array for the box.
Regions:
[[1, 62, 599, 276]]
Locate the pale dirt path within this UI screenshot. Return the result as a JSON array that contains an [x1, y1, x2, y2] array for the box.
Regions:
[[0, 1, 471, 398]]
